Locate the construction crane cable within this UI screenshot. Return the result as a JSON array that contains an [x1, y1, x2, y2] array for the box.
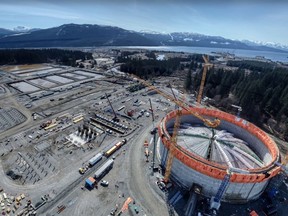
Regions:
[[132, 75, 220, 128]]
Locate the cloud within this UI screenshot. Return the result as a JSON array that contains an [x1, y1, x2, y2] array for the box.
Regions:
[[27, 11, 80, 20], [2, 0, 287, 4], [0, 3, 81, 20]]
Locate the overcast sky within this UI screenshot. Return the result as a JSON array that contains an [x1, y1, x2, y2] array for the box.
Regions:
[[1, 0, 288, 45]]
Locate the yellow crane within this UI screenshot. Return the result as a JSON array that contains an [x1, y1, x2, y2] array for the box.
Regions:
[[164, 100, 183, 182], [197, 55, 213, 104], [132, 75, 220, 182], [133, 75, 220, 128]]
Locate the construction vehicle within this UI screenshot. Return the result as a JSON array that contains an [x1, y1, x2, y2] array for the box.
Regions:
[[79, 167, 86, 174], [197, 55, 213, 105], [106, 93, 119, 122], [210, 169, 232, 215], [144, 140, 149, 162], [40, 120, 52, 129], [127, 109, 134, 117]]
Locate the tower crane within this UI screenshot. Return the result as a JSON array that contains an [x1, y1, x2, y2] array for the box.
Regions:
[[131, 75, 221, 183], [197, 55, 213, 105]]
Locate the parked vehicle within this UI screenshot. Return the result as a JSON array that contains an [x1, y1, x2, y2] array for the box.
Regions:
[[100, 180, 109, 187], [79, 167, 86, 174]]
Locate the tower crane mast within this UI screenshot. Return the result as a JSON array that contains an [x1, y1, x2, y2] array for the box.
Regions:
[[197, 55, 213, 105]]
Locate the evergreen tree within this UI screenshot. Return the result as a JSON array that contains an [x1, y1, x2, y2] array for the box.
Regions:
[[184, 69, 192, 92]]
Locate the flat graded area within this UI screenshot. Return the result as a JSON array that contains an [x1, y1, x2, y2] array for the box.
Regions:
[[0, 107, 27, 133], [10, 82, 40, 92], [29, 78, 58, 88], [0, 64, 49, 72], [62, 72, 87, 80], [0, 58, 287, 216], [0, 63, 174, 216], [45, 75, 74, 84]]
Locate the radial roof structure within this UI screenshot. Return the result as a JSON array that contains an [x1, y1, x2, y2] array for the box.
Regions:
[[168, 124, 265, 170]]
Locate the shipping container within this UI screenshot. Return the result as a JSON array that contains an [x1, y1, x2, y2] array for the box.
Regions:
[[89, 153, 103, 166], [94, 159, 114, 179], [85, 177, 96, 189], [44, 123, 57, 130], [73, 117, 84, 124], [104, 139, 127, 157], [104, 146, 118, 157]]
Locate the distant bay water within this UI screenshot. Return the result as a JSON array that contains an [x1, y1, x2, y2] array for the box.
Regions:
[[117, 46, 288, 63]]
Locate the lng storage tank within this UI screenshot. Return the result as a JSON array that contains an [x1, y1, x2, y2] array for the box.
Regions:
[[158, 107, 281, 203]]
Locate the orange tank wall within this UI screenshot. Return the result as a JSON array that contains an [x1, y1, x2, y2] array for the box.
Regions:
[[158, 108, 281, 183]]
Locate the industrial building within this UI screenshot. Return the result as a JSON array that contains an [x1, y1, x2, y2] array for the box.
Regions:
[[158, 107, 281, 203]]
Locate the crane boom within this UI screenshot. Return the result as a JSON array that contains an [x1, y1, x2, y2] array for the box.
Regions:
[[197, 55, 213, 105], [105, 93, 119, 122], [197, 64, 208, 104], [132, 75, 220, 128]]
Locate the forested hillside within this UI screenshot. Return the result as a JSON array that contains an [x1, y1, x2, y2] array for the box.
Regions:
[[0, 49, 93, 66], [193, 60, 288, 140], [119, 53, 288, 140]]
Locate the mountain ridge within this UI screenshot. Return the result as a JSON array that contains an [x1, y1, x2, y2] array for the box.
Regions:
[[0, 23, 287, 53]]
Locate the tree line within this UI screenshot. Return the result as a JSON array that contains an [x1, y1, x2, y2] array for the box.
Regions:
[[117, 52, 204, 79], [118, 52, 288, 140], [0, 49, 93, 66], [190, 61, 288, 140]]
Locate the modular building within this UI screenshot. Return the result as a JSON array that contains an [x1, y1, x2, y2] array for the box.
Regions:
[[89, 153, 103, 166], [94, 159, 114, 179], [85, 177, 96, 189]]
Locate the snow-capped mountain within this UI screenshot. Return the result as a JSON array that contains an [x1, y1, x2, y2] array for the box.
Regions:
[[0, 23, 287, 53], [242, 40, 288, 51], [13, 26, 31, 32], [139, 30, 165, 35]]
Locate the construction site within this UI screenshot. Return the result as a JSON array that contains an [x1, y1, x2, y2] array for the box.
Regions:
[[0, 51, 287, 216]]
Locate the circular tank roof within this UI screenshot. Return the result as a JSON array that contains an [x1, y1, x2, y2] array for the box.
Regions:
[[158, 107, 281, 183], [168, 124, 264, 170]]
